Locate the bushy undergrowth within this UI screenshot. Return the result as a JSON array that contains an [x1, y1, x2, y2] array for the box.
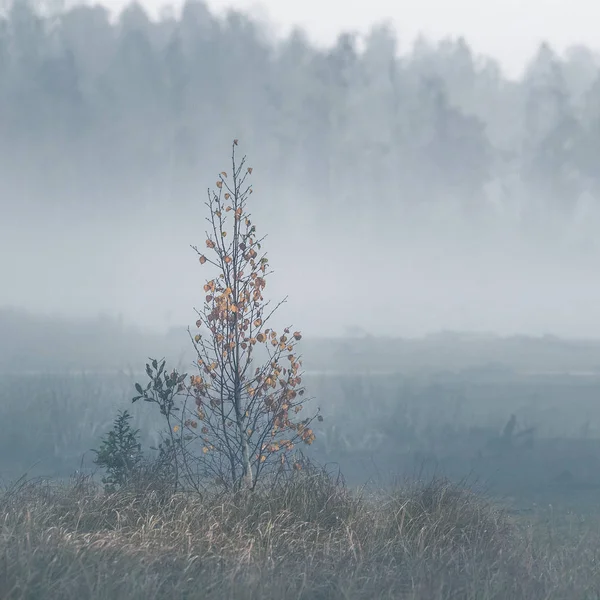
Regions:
[[1, 467, 599, 599]]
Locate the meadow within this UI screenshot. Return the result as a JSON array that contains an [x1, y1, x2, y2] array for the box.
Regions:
[[3, 320, 600, 597]]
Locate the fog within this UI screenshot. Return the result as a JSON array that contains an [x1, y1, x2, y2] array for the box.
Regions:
[[3, 0, 600, 339]]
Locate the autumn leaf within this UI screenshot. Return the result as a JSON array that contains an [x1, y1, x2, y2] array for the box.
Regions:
[[216, 181, 222, 189], [293, 331, 302, 340], [221, 171, 228, 177], [257, 333, 266, 343], [254, 318, 262, 327], [199, 255, 207, 264], [173, 425, 180, 433], [206, 239, 215, 249], [247, 167, 253, 174]]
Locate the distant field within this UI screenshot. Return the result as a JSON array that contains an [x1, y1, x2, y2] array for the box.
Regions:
[[5, 308, 600, 375], [4, 310, 600, 508]]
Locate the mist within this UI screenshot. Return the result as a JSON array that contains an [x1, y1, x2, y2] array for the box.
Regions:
[[2, 0, 600, 339]]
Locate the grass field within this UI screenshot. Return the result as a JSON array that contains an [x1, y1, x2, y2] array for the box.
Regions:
[[2, 466, 600, 600], [4, 313, 600, 597]]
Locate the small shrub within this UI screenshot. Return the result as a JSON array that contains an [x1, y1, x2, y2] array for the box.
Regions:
[[92, 410, 143, 493]]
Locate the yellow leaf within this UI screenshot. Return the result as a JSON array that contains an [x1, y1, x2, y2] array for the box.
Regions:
[[173, 425, 180, 433], [222, 231, 227, 237]]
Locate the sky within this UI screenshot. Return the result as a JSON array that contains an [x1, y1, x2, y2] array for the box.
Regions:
[[93, 0, 600, 79]]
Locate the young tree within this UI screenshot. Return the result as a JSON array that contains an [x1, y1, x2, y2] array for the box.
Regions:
[[183, 139, 320, 491], [134, 140, 320, 493]]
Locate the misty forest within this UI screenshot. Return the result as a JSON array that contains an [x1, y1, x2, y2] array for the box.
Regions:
[[4, 1, 600, 598]]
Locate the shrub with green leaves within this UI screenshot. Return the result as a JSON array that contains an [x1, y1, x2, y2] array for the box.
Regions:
[[92, 410, 143, 493]]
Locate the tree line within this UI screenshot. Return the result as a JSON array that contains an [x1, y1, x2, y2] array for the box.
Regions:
[[1, 0, 600, 232]]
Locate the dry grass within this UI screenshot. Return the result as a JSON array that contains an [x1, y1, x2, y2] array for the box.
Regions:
[[1, 467, 600, 600]]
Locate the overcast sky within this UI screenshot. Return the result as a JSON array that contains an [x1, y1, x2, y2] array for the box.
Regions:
[[93, 0, 600, 78]]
